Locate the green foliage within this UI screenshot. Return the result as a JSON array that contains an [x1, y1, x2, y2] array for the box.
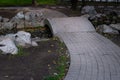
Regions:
[[44, 75, 60, 80], [15, 46, 25, 57], [13, 46, 28, 57], [0, 0, 32, 6], [8, 46, 27, 59], [0, 0, 57, 6], [37, 0, 57, 5]]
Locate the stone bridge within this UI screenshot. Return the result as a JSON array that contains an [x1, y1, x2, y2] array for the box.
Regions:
[[44, 16, 120, 80]]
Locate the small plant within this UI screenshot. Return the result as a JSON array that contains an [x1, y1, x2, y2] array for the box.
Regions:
[[15, 46, 25, 57], [8, 46, 26, 59]]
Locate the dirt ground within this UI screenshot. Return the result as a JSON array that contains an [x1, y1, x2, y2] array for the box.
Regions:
[[0, 39, 65, 80]]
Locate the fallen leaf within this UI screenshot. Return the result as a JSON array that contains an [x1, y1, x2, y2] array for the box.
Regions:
[[48, 64, 50, 67], [53, 60, 56, 64], [48, 67, 52, 69], [48, 50, 51, 53], [51, 45, 54, 47]]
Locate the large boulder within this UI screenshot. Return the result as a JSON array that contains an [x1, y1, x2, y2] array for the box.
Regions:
[[11, 16, 21, 23], [15, 31, 32, 47], [5, 31, 38, 47], [2, 22, 14, 29], [110, 23, 120, 30], [10, 16, 25, 28], [5, 34, 16, 41], [16, 11, 25, 19], [3, 18, 9, 22], [0, 38, 18, 54], [24, 11, 43, 27], [16, 21, 25, 28], [81, 6, 97, 17], [97, 24, 119, 34]]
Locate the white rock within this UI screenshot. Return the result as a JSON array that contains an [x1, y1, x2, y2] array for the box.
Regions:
[[81, 6, 97, 16], [0, 38, 18, 54], [26, 11, 43, 27], [98, 24, 119, 34], [5, 34, 16, 41], [25, 12, 31, 21], [31, 41, 38, 46], [3, 18, 9, 22], [15, 31, 32, 46], [2, 22, 14, 29], [16, 11, 25, 19], [110, 23, 120, 30]]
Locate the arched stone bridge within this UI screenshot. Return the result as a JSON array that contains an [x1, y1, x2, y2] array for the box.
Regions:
[[44, 16, 120, 80]]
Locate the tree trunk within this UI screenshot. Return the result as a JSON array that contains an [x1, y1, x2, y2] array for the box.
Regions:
[[82, 0, 85, 7], [32, 0, 37, 6], [71, 0, 78, 10], [79, 0, 85, 11]]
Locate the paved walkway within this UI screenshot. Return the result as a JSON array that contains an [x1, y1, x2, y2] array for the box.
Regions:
[[44, 17, 120, 80]]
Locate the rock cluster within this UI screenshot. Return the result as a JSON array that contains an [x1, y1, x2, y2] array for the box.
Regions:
[[81, 6, 120, 34], [0, 10, 43, 30], [0, 8, 67, 30]]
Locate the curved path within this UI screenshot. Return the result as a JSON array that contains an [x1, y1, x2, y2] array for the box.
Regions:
[[44, 16, 120, 80]]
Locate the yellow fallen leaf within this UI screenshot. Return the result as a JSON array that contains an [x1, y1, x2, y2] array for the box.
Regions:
[[49, 67, 52, 69], [53, 60, 56, 64], [48, 50, 51, 53], [51, 45, 54, 47], [48, 64, 50, 67], [61, 48, 64, 50]]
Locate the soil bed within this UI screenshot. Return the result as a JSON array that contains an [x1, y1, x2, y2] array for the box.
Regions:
[[0, 39, 68, 80]]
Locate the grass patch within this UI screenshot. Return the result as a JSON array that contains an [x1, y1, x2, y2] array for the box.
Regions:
[[43, 37, 69, 80], [15, 46, 27, 57], [44, 55, 68, 80], [8, 46, 28, 59]]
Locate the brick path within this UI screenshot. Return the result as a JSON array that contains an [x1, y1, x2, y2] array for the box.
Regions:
[[45, 17, 120, 80]]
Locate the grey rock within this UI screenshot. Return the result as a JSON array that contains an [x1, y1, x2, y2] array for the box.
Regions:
[[2, 22, 14, 29], [24, 21, 32, 27], [110, 23, 120, 30], [81, 6, 97, 17], [16, 21, 25, 28], [10, 16, 21, 23], [31, 41, 38, 46], [97, 24, 119, 34], [16, 11, 25, 19], [0, 38, 18, 54], [3, 18, 9, 22], [15, 31, 32, 47], [0, 16, 3, 22], [25, 12, 31, 21], [5, 34, 16, 41]]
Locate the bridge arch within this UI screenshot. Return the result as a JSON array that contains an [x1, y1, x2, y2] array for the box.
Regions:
[[44, 16, 95, 36]]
